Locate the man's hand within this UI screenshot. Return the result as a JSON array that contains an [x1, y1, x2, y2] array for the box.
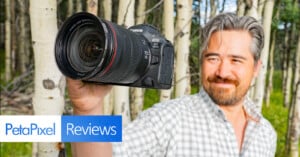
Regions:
[[67, 78, 112, 115], [67, 78, 113, 156]]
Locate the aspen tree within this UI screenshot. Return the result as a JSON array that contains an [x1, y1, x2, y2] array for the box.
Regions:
[[30, 0, 65, 156]]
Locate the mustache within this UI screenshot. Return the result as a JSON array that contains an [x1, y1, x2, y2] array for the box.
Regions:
[[207, 76, 239, 86]]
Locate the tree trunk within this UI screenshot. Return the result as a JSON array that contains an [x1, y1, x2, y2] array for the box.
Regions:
[[5, 0, 11, 82], [67, 0, 73, 17], [76, 0, 82, 12], [209, 0, 217, 19], [198, 2, 202, 89], [160, 0, 174, 102], [130, 88, 144, 120], [174, 0, 192, 98], [286, 79, 300, 157], [265, 30, 276, 107], [204, 0, 208, 24], [114, 0, 135, 126], [285, 23, 297, 108], [136, 0, 146, 24], [30, 0, 65, 156], [292, 30, 300, 95], [10, 0, 16, 75], [128, 0, 147, 120], [245, 0, 258, 19], [257, 0, 265, 20], [102, 0, 112, 20], [117, 0, 135, 27], [219, 0, 226, 13], [282, 23, 289, 106], [282, 23, 295, 108], [285, 56, 293, 108], [237, 0, 246, 16], [87, 0, 98, 15], [288, 81, 300, 157], [103, 91, 114, 115], [252, 0, 274, 110], [285, 24, 300, 157], [18, 0, 27, 73]]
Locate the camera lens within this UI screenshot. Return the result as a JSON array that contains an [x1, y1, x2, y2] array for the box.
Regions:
[[55, 12, 151, 84], [67, 26, 104, 73]]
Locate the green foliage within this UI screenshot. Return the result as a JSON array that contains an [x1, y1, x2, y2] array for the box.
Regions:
[[262, 94, 288, 157], [0, 142, 32, 157], [143, 89, 160, 109], [279, 0, 300, 24], [262, 71, 290, 157]]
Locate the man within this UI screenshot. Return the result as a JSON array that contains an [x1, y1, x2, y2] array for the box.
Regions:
[[68, 13, 277, 157]]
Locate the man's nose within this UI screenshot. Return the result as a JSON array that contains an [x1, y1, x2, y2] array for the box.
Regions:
[[215, 60, 231, 78]]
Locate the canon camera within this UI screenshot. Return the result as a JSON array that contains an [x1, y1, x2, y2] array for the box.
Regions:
[[55, 12, 174, 89]]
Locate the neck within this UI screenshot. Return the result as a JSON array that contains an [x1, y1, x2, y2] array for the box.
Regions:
[[219, 102, 248, 151], [219, 102, 246, 123]]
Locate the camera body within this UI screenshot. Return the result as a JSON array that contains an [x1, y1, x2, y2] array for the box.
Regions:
[[55, 12, 174, 89], [127, 25, 174, 88]]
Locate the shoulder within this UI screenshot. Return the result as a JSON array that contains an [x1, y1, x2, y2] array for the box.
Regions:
[[133, 93, 203, 127], [143, 93, 203, 116], [259, 117, 277, 139]]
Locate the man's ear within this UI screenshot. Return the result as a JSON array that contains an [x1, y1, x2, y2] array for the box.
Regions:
[[253, 59, 262, 77]]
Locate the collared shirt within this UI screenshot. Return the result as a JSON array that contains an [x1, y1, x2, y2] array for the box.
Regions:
[[113, 89, 277, 157]]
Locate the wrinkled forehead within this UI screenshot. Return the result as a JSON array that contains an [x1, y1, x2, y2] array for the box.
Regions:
[[202, 30, 256, 61]]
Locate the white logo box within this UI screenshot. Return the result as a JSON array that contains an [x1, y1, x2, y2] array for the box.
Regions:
[[0, 116, 61, 142]]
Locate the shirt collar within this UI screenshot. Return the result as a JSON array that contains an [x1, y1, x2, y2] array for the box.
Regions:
[[198, 88, 262, 123]]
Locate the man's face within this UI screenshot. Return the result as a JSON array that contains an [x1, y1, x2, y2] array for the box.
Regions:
[[201, 30, 261, 106]]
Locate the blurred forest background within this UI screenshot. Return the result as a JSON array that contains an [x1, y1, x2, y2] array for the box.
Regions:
[[0, 0, 299, 157]]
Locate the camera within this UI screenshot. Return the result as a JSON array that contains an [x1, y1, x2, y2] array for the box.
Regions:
[[55, 12, 174, 89]]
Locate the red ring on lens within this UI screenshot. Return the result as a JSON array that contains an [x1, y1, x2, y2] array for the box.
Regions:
[[101, 22, 117, 75]]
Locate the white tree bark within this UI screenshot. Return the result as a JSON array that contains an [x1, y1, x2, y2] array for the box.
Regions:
[[76, 0, 82, 12], [160, 0, 174, 102], [114, 0, 135, 126], [252, 0, 274, 110], [237, 0, 246, 16], [174, 0, 192, 98], [67, 0, 73, 17], [245, 0, 258, 19], [287, 29, 300, 157], [293, 30, 300, 91], [102, 0, 112, 21], [130, 88, 144, 120], [87, 0, 98, 15], [136, 0, 147, 24], [117, 0, 135, 27], [288, 81, 300, 157], [265, 30, 276, 107], [257, 0, 265, 19], [5, 0, 11, 82], [285, 56, 293, 107], [30, 0, 65, 156], [129, 0, 147, 120], [18, 0, 27, 73], [103, 91, 114, 115], [209, 0, 217, 19]]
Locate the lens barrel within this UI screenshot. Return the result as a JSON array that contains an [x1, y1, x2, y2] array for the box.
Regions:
[[55, 12, 150, 84]]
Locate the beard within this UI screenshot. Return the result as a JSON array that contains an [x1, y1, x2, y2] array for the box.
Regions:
[[203, 75, 248, 106]]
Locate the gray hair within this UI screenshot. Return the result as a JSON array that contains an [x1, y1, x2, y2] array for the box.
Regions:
[[201, 12, 264, 63]]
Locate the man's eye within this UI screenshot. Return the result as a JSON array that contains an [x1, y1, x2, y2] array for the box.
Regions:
[[232, 59, 242, 63], [207, 57, 219, 63]]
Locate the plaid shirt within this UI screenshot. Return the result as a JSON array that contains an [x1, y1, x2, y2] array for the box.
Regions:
[[113, 89, 277, 157]]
